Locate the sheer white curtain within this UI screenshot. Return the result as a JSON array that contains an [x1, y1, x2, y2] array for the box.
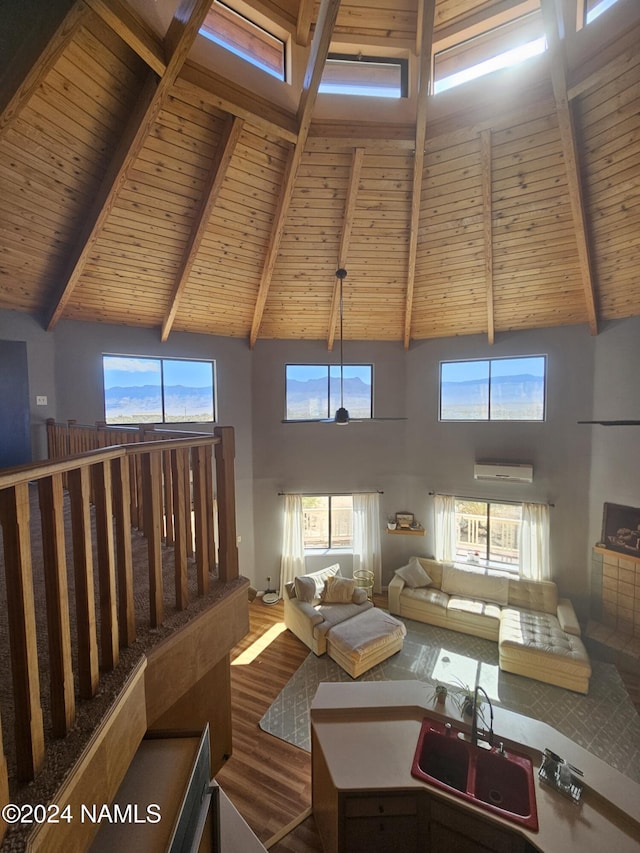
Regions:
[[520, 502, 550, 581], [280, 494, 305, 596], [434, 494, 457, 563], [353, 493, 382, 593]]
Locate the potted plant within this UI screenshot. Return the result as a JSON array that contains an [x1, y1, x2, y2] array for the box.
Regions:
[[387, 516, 397, 530]]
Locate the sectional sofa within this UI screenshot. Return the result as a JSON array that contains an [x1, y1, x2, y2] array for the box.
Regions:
[[388, 557, 591, 693]]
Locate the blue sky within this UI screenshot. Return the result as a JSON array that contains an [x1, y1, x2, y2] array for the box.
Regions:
[[286, 364, 372, 385], [441, 357, 545, 383], [103, 356, 213, 389]]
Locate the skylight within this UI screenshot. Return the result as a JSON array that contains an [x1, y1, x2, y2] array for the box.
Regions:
[[319, 55, 408, 98], [199, 0, 285, 81], [586, 0, 620, 23], [433, 10, 546, 95], [435, 37, 546, 93]]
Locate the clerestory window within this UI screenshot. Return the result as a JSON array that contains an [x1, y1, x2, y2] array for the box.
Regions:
[[319, 54, 408, 98], [200, 0, 286, 81], [433, 7, 546, 94], [440, 356, 546, 422], [102, 355, 216, 425]]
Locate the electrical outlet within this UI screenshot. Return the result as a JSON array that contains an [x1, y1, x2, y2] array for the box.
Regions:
[[36, 395, 47, 406], [236, 535, 242, 545]]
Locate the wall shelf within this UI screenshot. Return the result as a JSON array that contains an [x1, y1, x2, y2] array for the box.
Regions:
[[387, 527, 425, 536]]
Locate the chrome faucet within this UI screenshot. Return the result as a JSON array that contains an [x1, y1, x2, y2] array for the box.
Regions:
[[471, 685, 494, 748]]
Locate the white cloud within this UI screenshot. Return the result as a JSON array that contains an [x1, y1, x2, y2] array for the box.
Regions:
[[104, 356, 160, 373]]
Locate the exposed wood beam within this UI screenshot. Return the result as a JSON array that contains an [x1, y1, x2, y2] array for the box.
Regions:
[[541, 0, 598, 335], [177, 64, 298, 144], [47, 0, 215, 330], [0, 1, 90, 140], [481, 129, 495, 345], [161, 116, 244, 342], [403, 0, 436, 350], [327, 147, 364, 351], [249, 0, 341, 348], [161, 115, 245, 341], [296, 0, 314, 46], [82, 0, 167, 75]]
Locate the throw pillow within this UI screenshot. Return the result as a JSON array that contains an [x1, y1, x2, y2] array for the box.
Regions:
[[395, 557, 432, 589], [294, 575, 317, 603], [294, 564, 341, 602], [321, 575, 356, 604]]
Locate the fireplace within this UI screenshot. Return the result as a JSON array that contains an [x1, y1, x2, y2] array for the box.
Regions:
[[592, 546, 640, 637]]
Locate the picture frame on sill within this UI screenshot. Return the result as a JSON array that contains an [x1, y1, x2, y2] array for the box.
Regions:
[[396, 512, 414, 529]]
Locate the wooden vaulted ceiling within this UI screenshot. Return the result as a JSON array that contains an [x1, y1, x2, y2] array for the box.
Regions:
[[1, 0, 639, 348]]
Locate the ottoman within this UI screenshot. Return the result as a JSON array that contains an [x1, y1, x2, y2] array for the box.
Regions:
[[499, 608, 592, 694], [326, 608, 406, 678]]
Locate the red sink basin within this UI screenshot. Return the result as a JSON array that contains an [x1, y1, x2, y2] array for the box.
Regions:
[[411, 719, 538, 831]]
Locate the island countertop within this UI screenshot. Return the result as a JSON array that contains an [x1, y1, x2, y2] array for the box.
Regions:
[[310, 680, 640, 853]]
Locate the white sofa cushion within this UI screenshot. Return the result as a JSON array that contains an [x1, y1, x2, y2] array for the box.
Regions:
[[442, 565, 509, 605], [447, 596, 502, 640], [400, 586, 448, 613], [395, 557, 432, 588], [507, 577, 558, 615]]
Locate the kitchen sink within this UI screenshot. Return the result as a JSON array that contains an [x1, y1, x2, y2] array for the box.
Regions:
[[411, 719, 538, 831]]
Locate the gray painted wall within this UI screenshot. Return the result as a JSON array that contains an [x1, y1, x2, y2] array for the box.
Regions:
[[251, 326, 597, 613], [1, 307, 638, 619], [588, 316, 640, 570]]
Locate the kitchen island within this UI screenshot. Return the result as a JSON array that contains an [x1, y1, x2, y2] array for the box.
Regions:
[[310, 681, 640, 853]]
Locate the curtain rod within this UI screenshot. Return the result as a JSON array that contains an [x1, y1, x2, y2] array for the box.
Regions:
[[428, 491, 554, 508], [278, 490, 383, 496]]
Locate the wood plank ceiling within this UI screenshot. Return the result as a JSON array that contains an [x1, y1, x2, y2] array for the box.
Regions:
[[0, 0, 639, 347]]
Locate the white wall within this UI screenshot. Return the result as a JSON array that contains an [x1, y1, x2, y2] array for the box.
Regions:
[[588, 316, 640, 567], [251, 326, 597, 612]]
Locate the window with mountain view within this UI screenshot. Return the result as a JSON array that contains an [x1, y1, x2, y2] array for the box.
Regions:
[[102, 356, 215, 424], [440, 356, 546, 421], [285, 364, 373, 421]]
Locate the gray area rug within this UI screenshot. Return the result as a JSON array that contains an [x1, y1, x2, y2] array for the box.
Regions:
[[259, 616, 640, 783]]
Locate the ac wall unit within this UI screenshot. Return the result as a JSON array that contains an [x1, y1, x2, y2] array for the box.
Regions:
[[473, 462, 533, 483]]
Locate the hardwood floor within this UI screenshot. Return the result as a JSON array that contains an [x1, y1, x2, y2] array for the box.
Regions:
[[215, 597, 323, 851], [217, 594, 640, 852]]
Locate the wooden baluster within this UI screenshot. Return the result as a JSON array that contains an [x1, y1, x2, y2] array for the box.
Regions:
[[184, 454, 194, 558], [192, 444, 209, 596], [112, 455, 136, 646], [142, 450, 164, 627], [0, 708, 8, 843], [92, 460, 119, 670], [205, 443, 216, 573], [0, 483, 45, 782], [171, 447, 188, 610], [38, 473, 75, 737], [214, 427, 238, 582], [67, 466, 99, 700], [163, 446, 174, 546]]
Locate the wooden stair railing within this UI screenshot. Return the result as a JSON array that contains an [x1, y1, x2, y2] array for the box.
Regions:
[[0, 425, 238, 816]]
